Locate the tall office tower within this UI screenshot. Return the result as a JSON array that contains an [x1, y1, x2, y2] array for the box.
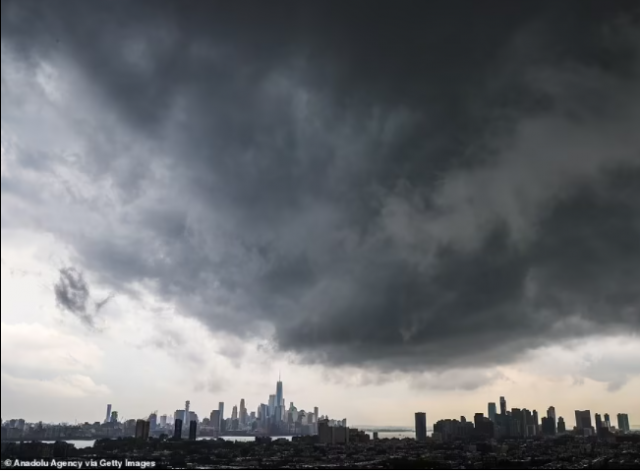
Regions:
[[160, 415, 167, 428], [617, 414, 630, 433], [149, 413, 158, 431], [185, 401, 190, 426], [173, 419, 183, 439], [232, 405, 238, 420], [135, 420, 150, 440], [541, 417, 556, 436], [259, 404, 268, 420], [488, 403, 497, 422], [189, 420, 197, 440], [314, 407, 319, 423], [523, 409, 533, 437], [575, 410, 592, 434], [210, 410, 220, 432], [276, 376, 283, 414], [474, 413, 484, 428], [595, 413, 603, 431], [110, 411, 118, 423], [499, 396, 506, 415], [219, 402, 225, 426], [174, 410, 185, 426], [604, 413, 611, 428], [547, 406, 556, 421], [511, 409, 523, 437], [532, 410, 539, 435], [240, 399, 247, 425], [415, 412, 427, 442], [557, 417, 566, 434], [268, 395, 276, 416], [105, 404, 112, 423]]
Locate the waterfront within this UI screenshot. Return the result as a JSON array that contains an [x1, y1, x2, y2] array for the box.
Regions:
[[11, 431, 417, 449]]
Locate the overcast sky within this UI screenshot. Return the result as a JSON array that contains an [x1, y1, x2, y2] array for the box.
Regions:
[[2, 0, 639, 428]]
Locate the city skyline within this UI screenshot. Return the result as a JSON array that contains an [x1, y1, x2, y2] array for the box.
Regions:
[[3, 386, 636, 433], [2, 0, 640, 430]]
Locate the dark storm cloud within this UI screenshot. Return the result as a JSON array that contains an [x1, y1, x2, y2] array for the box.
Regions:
[[3, 1, 640, 372], [54, 267, 91, 324], [54, 267, 112, 327]]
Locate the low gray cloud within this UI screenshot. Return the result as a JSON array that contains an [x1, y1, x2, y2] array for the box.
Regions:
[[2, 1, 640, 376], [53, 267, 112, 327]]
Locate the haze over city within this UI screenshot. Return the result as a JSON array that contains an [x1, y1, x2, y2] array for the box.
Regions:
[[2, 0, 639, 431]]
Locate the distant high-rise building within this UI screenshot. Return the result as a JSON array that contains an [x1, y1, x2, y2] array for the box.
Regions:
[[314, 407, 319, 423], [604, 413, 611, 428], [523, 409, 534, 437], [532, 410, 539, 435], [276, 376, 284, 413], [173, 419, 183, 439], [617, 414, 630, 433], [160, 415, 167, 428], [499, 397, 506, 416], [110, 411, 118, 423], [189, 420, 197, 440], [185, 401, 191, 427], [541, 417, 555, 436], [488, 403, 497, 422], [218, 402, 224, 430], [105, 404, 112, 424], [210, 410, 220, 432], [149, 413, 158, 432], [575, 410, 592, 434], [268, 395, 276, 417], [240, 399, 247, 425], [174, 410, 185, 427], [595, 413, 603, 431], [415, 412, 427, 442], [135, 420, 150, 440], [231, 405, 238, 421], [547, 406, 556, 421], [557, 417, 566, 434]]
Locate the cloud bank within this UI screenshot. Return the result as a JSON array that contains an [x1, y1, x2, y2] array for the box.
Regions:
[[2, 1, 639, 374]]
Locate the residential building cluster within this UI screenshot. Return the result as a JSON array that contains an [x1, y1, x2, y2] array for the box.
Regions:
[[424, 396, 632, 443]]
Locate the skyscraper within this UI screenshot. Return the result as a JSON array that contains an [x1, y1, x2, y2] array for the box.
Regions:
[[547, 406, 556, 421], [105, 404, 112, 424], [541, 417, 555, 436], [240, 399, 247, 425], [184, 401, 190, 427], [268, 395, 276, 417], [488, 403, 497, 422], [557, 417, 566, 434], [174, 419, 183, 439], [546, 407, 556, 434], [210, 410, 220, 432], [499, 396, 506, 416], [415, 412, 427, 442], [595, 413, 603, 431], [149, 413, 158, 432], [218, 402, 225, 428], [276, 376, 284, 421], [532, 410, 539, 435], [314, 407, 319, 422], [604, 413, 611, 428], [189, 420, 197, 440], [617, 413, 630, 433], [575, 410, 592, 434], [232, 405, 238, 420]]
